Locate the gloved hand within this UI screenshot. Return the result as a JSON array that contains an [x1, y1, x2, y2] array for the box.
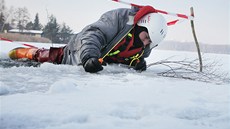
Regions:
[[83, 58, 103, 73], [134, 59, 147, 71]]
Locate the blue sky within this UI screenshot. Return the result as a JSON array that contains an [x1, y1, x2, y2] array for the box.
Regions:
[[5, 0, 229, 45]]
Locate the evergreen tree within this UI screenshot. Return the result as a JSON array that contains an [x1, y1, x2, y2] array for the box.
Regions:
[[33, 13, 42, 30], [0, 12, 5, 32], [58, 23, 73, 43], [0, 0, 6, 32], [43, 15, 60, 43], [0, 11, 12, 32], [25, 21, 34, 30]]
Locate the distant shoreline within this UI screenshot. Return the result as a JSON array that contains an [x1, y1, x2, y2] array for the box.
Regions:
[[157, 41, 230, 54]]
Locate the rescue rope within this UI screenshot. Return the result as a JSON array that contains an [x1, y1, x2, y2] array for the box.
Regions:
[[129, 50, 144, 67]]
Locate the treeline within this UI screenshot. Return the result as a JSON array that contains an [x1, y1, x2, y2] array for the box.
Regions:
[[0, 0, 73, 43], [157, 40, 230, 54]]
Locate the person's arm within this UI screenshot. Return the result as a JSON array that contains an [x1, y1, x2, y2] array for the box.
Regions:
[[79, 9, 131, 72]]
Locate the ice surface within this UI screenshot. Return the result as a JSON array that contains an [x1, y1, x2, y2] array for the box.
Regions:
[[0, 41, 230, 129]]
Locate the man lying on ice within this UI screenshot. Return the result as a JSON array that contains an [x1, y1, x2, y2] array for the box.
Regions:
[[8, 6, 167, 73]]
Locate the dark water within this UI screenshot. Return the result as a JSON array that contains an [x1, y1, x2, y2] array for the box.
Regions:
[[0, 59, 41, 68]]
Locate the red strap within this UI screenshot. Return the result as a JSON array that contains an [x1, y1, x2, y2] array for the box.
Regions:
[[0, 37, 13, 42], [118, 47, 142, 58], [114, 38, 126, 50], [0, 37, 37, 48], [134, 6, 157, 24]]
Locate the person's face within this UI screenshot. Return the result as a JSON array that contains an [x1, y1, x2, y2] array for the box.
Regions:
[[139, 31, 151, 47]]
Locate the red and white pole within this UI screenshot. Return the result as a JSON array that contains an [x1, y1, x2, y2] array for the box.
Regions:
[[111, 0, 194, 20], [112, 0, 143, 8], [167, 19, 185, 26], [155, 9, 194, 20]]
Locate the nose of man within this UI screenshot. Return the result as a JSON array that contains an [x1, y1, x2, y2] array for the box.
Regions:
[[139, 31, 151, 46]]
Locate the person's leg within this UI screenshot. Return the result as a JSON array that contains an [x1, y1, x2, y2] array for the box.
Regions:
[[8, 47, 65, 64], [48, 47, 65, 64], [33, 48, 50, 63]]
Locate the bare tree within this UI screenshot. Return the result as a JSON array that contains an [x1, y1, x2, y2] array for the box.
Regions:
[[0, 1, 15, 32], [146, 57, 229, 84], [13, 7, 30, 32], [0, 0, 5, 13]]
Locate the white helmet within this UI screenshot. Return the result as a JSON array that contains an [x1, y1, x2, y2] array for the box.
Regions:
[[137, 13, 167, 49]]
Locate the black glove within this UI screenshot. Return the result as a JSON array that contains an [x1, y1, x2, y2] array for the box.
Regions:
[[83, 58, 103, 73], [134, 59, 147, 71]]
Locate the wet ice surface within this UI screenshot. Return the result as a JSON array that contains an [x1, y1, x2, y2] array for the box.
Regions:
[[1, 41, 230, 129]]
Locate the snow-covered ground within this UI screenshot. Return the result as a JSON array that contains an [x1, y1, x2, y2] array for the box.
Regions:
[[0, 41, 230, 129]]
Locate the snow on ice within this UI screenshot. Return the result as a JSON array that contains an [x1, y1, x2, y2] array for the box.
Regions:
[[0, 41, 230, 129]]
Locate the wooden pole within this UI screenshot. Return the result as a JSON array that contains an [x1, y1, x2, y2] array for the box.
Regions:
[[190, 7, 203, 72]]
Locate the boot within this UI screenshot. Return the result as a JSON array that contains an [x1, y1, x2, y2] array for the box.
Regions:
[[8, 47, 65, 63], [8, 47, 38, 60]]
